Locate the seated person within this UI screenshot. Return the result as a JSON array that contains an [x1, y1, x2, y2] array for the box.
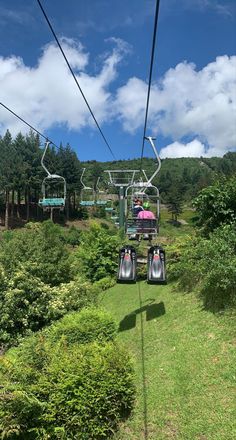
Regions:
[[137, 202, 155, 219], [137, 202, 156, 241], [133, 199, 144, 217]]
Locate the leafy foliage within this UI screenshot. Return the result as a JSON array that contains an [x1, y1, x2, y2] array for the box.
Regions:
[[193, 176, 236, 235], [169, 225, 236, 311], [0, 273, 98, 346], [73, 222, 120, 282], [47, 308, 117, 345], [0, 221, 71, 286], [0, 309, 135, 439]]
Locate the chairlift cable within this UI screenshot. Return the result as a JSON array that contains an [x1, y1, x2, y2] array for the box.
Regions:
[[0, 102, 58, 148], [140, 0, 161, 169], [37, 0, 116, 160]]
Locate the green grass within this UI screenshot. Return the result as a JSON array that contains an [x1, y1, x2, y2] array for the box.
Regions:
[[157, 207, 196, 241], [100, 282, 236, 440]]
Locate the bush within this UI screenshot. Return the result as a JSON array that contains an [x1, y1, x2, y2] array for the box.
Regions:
[[0, 273, 98, 347], [49, 278, 98, 318], [0, 318, 135, 439], [0, 270, 53, 346], [0, 388, 44, 439], [93, 276, 116, 291], [60, 225, 81, 246], [0, 221, 71, 286], [169, 225, 236, 311], [73, 222, 120, 282], [47, 308, 117, 345], [194, 176, 236, 236]]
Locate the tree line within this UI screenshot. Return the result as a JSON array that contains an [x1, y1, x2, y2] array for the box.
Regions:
[[1, 129, 236, 228], [0, 130, 82, 228]]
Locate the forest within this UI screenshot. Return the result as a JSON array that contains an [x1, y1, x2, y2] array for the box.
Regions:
[[1, 129, 236, 229], [0, 130, 235, 439]]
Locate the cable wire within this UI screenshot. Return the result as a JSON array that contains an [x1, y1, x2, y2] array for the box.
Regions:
[[37, 0, 116, 160], [0, 102, 58, 148], [140, 0, 161, 169]]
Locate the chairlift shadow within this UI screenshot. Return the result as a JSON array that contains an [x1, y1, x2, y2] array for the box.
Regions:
[[118, 301, 165, 332]]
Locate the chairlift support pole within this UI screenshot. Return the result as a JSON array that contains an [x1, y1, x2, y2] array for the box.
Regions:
[[119, 186, 125, 229], [104, 170, 140, 229]]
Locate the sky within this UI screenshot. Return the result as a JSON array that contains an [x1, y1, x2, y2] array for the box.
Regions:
[[0, 0, 235, 161]]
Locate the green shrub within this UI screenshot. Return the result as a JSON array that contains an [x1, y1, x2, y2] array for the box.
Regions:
[[48, 308, 117, 345], [93, 276, 116, 291], [1, 341, 135, 439], [0, 270, 53, 346], [169, 225, 236, 311], [194, 176, 236, 236], [0, 221, 71, 286], [0, 273, 98, 347], [60, 225, 81, 247], [0, 388, 44, 439], [73, 222, 120, 282], [49, 278, 98, 318]]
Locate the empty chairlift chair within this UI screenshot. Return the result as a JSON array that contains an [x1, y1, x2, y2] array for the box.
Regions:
[[79, 168, 95, 207], [95, 176, 108, 206], [38, 141, 66, 211]]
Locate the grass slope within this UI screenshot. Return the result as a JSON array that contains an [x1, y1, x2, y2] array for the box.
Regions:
[[101, 282, 236, 440]]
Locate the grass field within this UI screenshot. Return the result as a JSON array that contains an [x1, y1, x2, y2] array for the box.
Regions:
[[101, 282, 236, 440]]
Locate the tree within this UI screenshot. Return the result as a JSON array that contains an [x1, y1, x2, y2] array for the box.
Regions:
[[0, 130, 16, 228], [194, 176, 236, 235], [166, 185, 184, 223]]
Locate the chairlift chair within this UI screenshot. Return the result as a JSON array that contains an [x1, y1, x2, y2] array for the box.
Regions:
[[38, 141, 66, 211], [95, 176, 108, 206], [79, 168, 96, 207], [117, 137, 166, 284]]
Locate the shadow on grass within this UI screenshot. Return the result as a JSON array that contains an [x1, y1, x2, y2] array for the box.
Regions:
[[119, 301, 165, 332]]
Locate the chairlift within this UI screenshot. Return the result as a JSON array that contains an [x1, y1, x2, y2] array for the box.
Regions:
[[95, 177, 108, 206], [79, 168, 96, 207], [124, 137, 160, 241], [117, 137, 166, 284], [38, 141, 66, 211]]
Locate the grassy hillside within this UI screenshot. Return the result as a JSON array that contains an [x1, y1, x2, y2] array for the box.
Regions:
[[101, 282, 236, 440]]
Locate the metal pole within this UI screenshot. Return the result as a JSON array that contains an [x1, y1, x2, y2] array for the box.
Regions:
[[119, 186, 125, 229], [50, 208, 54, 222]]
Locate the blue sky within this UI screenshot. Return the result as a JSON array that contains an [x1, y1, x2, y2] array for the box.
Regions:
[[0, 0, 235, 161]]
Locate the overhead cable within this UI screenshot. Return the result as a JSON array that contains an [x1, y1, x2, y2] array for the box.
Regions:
[[140, 0, 161, 169], [37, 0, 116, 160], [0, 102, 58, 148]]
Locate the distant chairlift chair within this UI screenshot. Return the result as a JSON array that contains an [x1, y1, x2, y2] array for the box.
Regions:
[[95, 176, 108, 207], [79, 168, 95, 207], [38, 141, 66, 211]]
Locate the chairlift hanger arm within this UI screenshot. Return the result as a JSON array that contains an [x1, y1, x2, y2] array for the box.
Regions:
[[144, 136, 161, 186], [96, 176, 105, 193], [80, 168, 92, 190], [41, 140, 52, 177]]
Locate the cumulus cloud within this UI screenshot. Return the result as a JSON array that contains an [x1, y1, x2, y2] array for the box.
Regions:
[[0, 39, 235, 158], [160, 140, 207, 158], [115, 55, 236, 156], [0, 37, 126, 136]]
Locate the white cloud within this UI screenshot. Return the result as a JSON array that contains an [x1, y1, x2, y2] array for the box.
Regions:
[[160, 140, 207, 158], [0, 39, 235, 158], [115, 55, 236, 156], [0, 37, 126, 136], [167, 0, 234, 18]]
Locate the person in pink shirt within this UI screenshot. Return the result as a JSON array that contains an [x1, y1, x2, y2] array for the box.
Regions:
[[137, 202, 155, 219]]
